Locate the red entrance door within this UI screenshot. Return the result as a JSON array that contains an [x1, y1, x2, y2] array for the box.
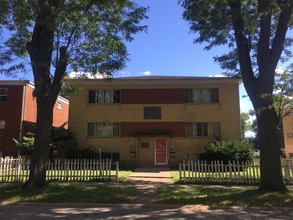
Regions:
[[155, 138, 167, 164]]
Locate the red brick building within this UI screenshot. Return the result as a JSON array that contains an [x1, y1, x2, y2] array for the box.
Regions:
[[0, 81, 69, 157]]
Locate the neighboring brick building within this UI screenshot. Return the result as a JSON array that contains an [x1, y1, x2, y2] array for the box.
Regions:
[[283, 105, 293, 158], [0, 81, 69, 157], [67, 76, 241, 166]]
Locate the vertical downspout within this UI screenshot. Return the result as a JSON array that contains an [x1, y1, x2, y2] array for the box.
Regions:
[[18, 83, 26, 157]]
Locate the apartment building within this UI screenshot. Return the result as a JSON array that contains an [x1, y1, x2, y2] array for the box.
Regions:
[[68, 76, 241, 166], [283, 105, 293, 157], [0, 81, 69, 157]]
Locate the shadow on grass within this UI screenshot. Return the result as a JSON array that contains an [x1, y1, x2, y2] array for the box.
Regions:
[[157, 187, 293, 207], [0, 183, 136, 204]]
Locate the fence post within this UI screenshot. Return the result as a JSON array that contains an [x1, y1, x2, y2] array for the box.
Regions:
[[16, 157, 22, 182], [283, 160, 291, 184], [183, 160, 186, 182], [187, 160, 190, 181], [228, 161, 232, 182], [115, 161, 119, 181], [179, 163, 182, 181]]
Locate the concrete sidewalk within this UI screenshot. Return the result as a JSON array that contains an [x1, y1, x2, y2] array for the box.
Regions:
[[127, 167, 173, 184]]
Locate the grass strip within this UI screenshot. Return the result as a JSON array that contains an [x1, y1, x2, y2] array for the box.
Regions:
[[0, 183, 135, 204], [157, 186, 293, 207]]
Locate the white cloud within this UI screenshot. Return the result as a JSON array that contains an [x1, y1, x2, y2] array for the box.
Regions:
[[69, 71, 103, 79], [116, 70, 154, 77], [208, 74, 227, 77], [139, 70, 152, 76]]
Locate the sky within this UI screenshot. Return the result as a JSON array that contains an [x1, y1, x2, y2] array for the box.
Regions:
[[0, 0, 254, 113], [116, 0, 253, 113]]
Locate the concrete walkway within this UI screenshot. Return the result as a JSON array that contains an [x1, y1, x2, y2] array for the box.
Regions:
[[127, 167, 173, 182], [125, 167, 174, 204]]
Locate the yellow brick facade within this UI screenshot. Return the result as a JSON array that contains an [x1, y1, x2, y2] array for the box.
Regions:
[[68, 77, 241, 166], [283, 107, 293, 157]]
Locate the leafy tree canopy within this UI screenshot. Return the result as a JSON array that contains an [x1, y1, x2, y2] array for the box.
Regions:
[[274, 67, 293, 119], [241, 112, 253, 139], [0, 0, 148, 78], [180, 0, 293, 77]]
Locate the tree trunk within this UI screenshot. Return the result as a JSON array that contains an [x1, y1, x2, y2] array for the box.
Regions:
[[257, 106, 286, 192], [22, 1, 67, 190], [23, 95, 55, 190]]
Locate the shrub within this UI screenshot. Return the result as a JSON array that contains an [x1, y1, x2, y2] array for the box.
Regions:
[[203, 140, 253, 163], [13, 127, 79, 159]]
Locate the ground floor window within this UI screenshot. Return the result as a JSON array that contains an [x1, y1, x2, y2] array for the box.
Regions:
[[87, 123, 120, 137], [0, 120, 5, 135], [186, 122, 220, 137]]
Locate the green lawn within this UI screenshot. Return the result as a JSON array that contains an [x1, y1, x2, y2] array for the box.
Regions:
[[1, 182, 293, 207], [0, 170, 132, 182], [0, 183, 136, 203], [157, 186, 293, 207]]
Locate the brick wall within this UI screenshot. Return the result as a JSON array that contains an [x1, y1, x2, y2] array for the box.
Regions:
[[68, 78, 241, 165]]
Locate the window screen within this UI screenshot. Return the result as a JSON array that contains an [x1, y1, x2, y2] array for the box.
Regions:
[[144, 107, 161, 119]]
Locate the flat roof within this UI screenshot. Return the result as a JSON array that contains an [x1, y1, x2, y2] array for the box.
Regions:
[[0, 80, 34, 86], [66, 75, 242, 85], [0, 80, 69, 103]]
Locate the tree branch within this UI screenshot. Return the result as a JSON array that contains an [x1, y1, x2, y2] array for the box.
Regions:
[[257, 0, 272, 79], [270, 0, 293, 69], [50, 46, 68, 101], [228, 0, 258, 104]]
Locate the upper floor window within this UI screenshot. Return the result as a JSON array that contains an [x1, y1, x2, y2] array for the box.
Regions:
[[56, 102, 63, 110], [144, 107, 161, 119], [0, 120, 5, 135], [0, 88, 8, 102], [186, 122, 220, 137], [88, 122, 120, 137], [88, 90, 120, 104], [185, 88, 218, 103]]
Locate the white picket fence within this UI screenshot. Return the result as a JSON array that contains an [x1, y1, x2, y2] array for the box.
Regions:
[[179, 159, 293, 184], [0, 157, 119, 183]]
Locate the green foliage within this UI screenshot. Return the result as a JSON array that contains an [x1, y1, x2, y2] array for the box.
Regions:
[[241, 112, 253, 139], [50, 127, 79, 158], [274, 68, 293, 120], [204, 140, 253, 163], [12, 132, 35, 150], [179, 0, 293, 76], [13, 128, 79, 158], [247, 68, 293, 147], [0, 0, 148, 77]]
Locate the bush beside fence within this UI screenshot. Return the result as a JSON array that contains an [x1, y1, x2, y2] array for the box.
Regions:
[[179, 159, 293, 184], [0, 157, 119, 183]]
